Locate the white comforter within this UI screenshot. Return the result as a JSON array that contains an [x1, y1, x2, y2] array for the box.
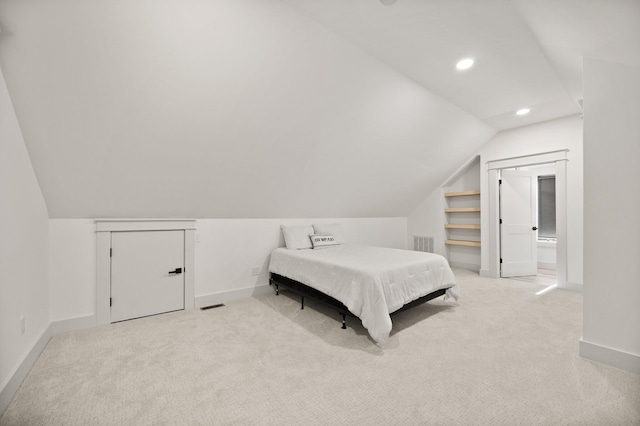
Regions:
[[268, 244, 459, 345]]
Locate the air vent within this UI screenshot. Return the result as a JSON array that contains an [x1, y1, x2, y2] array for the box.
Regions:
[[413, 236, 434, 253], [200, 303, 225, 311]]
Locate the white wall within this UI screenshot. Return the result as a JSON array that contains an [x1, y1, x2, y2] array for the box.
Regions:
[[537, 242, 556, 270], [478, 116, 583, 286], [408, 115, 582, 282], [49, 217, 407, 321], [0, 0, 495, 220], [581, 57, 640, 372], [408, 158, 482, 260], [48, 220, 96, 322], [0, 67, 49, 405], [407, 190, 448, 258]]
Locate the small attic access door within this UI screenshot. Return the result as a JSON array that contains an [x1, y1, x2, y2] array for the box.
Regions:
[[110, 230, 185, 323], [96, 220, 195, 326]]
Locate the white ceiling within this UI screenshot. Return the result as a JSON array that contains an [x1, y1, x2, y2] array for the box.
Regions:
[[281, 0, 640, 130], [0, 0, 638, 218]]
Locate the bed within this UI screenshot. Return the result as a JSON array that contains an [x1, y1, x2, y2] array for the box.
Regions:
[[268, 229, 459, 345]]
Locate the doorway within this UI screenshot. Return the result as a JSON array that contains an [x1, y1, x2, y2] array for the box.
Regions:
[[500, 164, 557, 288], [486, 150, 568, 289]]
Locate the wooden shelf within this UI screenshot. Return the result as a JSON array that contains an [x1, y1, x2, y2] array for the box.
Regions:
[[445, 239, 481, 247], [445, 207, 481, 213], [445, 224, 480, 229], [444, 190, 480, 197], [445, 188, 480, 250]]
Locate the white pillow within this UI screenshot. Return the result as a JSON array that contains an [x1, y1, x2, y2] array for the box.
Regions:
[[281, 225, 314, 250], [310, 234, 339, 249], [312, 223, 345, 244]]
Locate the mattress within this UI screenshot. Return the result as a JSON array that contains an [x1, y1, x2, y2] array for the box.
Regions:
[[269, 244, 459, 345]]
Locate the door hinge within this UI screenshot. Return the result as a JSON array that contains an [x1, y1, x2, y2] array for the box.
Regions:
[[499, 179, 502, 185], [499, 218, 503, 224], [110, 248, 112, 257], [500, 258, 503, 264], [110, 298, 112, 307]]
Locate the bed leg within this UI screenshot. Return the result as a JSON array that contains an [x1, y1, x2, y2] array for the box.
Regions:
[[269, 278, 280, 296], [341, 313, 347, 329], [301, 296, 304, 310]]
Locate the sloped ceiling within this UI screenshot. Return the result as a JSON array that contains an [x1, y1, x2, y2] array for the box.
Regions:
[[0, 0, 637, 218]]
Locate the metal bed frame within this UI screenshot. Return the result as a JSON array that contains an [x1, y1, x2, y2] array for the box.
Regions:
[[269, 273, 448, 330]]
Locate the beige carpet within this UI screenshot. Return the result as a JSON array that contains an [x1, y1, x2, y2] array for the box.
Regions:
[[2, 269, 639, 425], [510, 268, 557, 287]]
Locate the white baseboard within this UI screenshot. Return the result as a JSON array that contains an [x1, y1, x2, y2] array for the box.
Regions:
[[51, 315, 97, 335], [449, 261, 480, 272], [561, 281, 583, 292], [0, 323, 52, 415], [537, 261, 557, 270], [579, 338, 640, 374], [479, 268, 497, 278], [196, 284, 272, 308]]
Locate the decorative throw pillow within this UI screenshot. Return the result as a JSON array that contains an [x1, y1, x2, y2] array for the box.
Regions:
[[312, 223, 345, 244], [281, 225, 314, 250], [310, 234, 339, 249]]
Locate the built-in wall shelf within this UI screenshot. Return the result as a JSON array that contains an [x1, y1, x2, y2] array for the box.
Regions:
[[443, 157, 482, 270], [445, 224, 480, 229], [444, 190, 481, 197], [445, 207, 481, 213], [445, 189, 480, 250], [445, 239, 481, 247]]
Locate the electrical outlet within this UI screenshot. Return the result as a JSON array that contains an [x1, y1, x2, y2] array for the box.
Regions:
[[251, 266, 261, 276], [20, 316, 26, 336]]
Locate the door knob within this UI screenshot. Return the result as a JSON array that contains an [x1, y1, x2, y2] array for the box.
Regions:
[[169, 267, 183, 275], [532, 226, 538, 231]]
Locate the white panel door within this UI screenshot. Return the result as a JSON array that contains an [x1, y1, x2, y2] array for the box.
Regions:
[[500, 170, 537, 277], [111, 230, 185, 322]]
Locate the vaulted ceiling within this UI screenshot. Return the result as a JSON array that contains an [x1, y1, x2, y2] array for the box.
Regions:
[[0, 0, 637, 218]]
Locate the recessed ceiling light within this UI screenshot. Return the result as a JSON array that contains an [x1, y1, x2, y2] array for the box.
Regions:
[[516, 108, 531, 116], [456, 58, 474, 70]]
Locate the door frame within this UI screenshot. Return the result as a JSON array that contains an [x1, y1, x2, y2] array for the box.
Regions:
[[95, 219, 196, 326], [485, 150, 568, 289]]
